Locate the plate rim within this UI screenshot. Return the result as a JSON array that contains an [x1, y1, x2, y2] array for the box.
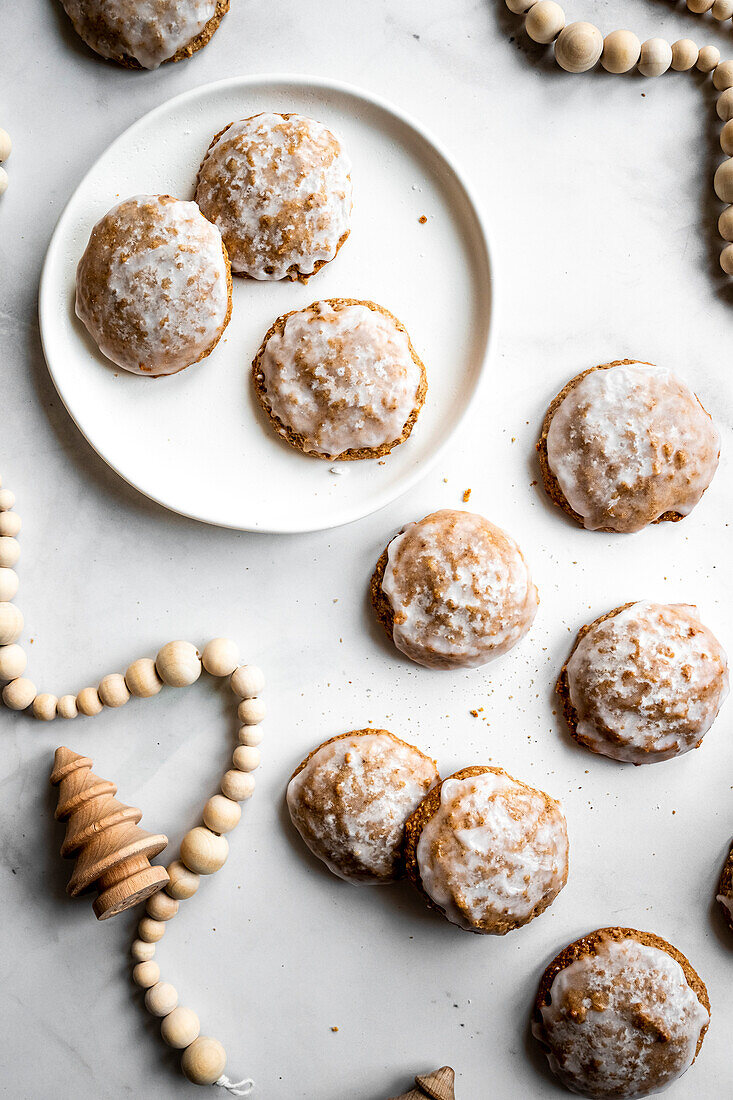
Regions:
[[38, 72, 496, 534]]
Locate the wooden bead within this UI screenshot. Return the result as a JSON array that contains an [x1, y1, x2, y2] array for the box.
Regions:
[[671, 39, 699, 70], [0, 167, 7, 197], [161, 1006, 200, 1049], [717, 88, 733, 120], [181, 1037, 227, 1087], [201, 638, 240, 677], [165, 859, 200, 900], [0, 488, 15, 510], [506, 0, 537, 10], [698, 45, 721, 71], [132, 960, 160, 988], [687, 0, 714, 11], [233, 745, 260, 773], [714, 60, 733, 89], [0, 602, 22, 645], [131, 938, 156, 962], [146, 890, 179, 921], [601, 30, 640, 73], [76, 686, 103, 716], [555, 21, 602, 72], [57, 694, 78, 719], [238, 725, 264, 747], [230, 664, 265, 699], [98, 673, 130, 708], [238, 697, 266, 726], [0, 537, 20, 568], [0, 568, 18, 601], [220, 769, 255, 802], [156, 641, 201, 687], [2, 676, 36, 710], [32, 694, 58, 721], [145, 981, 178, 1017], [721, 119, 733, 154], [719, 206, 733, 239], [125, 657, 163, 697], [0, 643, 26, 681], [720, 243, 733, 272], [525, 0, 565, 43], [138, 917, 166, 943], [0, 129, 10, 163], [180, 827, 228, 875], [715, 157, 733, 201], [0, 512, 21, 537], [639, 38, 672, 77], [203, 795, 242, 835], [713, 0, 733, 18]]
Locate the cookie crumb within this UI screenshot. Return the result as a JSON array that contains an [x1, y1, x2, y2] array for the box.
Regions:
[[462, 488, 472, 503], [418, 214, 428, 224]]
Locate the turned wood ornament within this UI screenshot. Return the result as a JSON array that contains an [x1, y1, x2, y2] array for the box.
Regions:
[[389, 1066, 456, 1100], [51, 747, 169, 919]]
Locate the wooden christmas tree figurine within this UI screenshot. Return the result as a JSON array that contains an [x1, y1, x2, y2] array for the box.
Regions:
[[389, 1066, 456, 1100], [51, 746, 169, 920]]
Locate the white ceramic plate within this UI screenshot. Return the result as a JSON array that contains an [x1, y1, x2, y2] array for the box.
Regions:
[[39, 75, 493, 532]]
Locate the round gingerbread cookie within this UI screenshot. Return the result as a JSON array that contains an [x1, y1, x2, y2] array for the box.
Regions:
[[532, 927, 710, 1099], [558, 601, 729, 765], [716, 845, 733, 933], [60, 0, 229, 69], [75, 194, 232, 376], [370, 509, 538, 670], [195, 112, 352, 281], [286, 730, 439, 884], [403, 766, 568, 935], [537, 360, 719, 533], [252, 299, 427, 460]]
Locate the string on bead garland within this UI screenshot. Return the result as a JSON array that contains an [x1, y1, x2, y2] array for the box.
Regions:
[[504, 0, 733, 274]]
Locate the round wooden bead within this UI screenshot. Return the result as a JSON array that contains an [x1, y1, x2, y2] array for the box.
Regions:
[[714, 158, 733, 201], [203, 795, 242, 835], [230, 664, 265, 699], [713, 0, 733, 18], [721, 120, 733, 154], [639, 38, 672, 77], [717, 88, 733, 120], [0, 512, 21, 537], [161, 1006, 200, 1049], [201, 638, 240, 677], [180, 827, 229, 875], [131, 938, 156, 962], [0, 168, 7, 197], [720, 243, 733, 273], [145, 981, 178, 1017], [146, 891, 179, 921], [525, 0, 565, 43], [555, 21, 602, 72], [0, 129, 10, 163], [156, 641, 201, 687], [506, 0, 537, 10], [57, 694, 78, 719], [0, 602, 22, 645], [0, 643, 26, 681], [238, 697, 266, 726], [76, 686, 103, 716], [0, 537, 20, 568], [687, 0, 714, 12], [238, 725, 264, 747], [98, 673, 130, 708], [165, 859, 200, 900], [32, 694, 58, 721], [138, 917, 166, 943], [601, 29, 640, 73], [0, 488, 15, 510], [125, 657, 163, 698], [0, 568, 18, 602], [720, 206, 733, 242], [233, 745, 260, 773], [181, 1037, 227, 1087], [220, 769, 255, 802], [714, 60, 733, 89], [2, 677, 36, 710], [132, 961, 160, 988], [671, 39, 699, 70], [698, 45, 721, 72]]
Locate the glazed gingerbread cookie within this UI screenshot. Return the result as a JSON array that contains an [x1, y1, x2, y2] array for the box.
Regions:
[[716, 844, 733, 932], [252, 299, 427, 460], [537, 360, 719, 533]]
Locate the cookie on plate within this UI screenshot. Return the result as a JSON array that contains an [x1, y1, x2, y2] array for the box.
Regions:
[[537, 360, 719, 533], [75, 194, 232, 376], [716, 845, 733, 933], [60, 1, 229, 69], [286, 730, 439, 884], [558, 601, 729, 764], [252, 298, 427, 460], [195, 112, 352, 281], [532, 927, 710, 1099], [403, 766, 568, 934], [370, 509, 538, 670]]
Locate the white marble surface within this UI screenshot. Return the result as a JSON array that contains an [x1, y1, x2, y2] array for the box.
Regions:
[[1, 2, 732, 1098]]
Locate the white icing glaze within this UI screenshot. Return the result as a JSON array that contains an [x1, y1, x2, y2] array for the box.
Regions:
[[257, 301, 424, 457], [286, 732, 438, 884], [415, 770, 568, 933], [195, 113, 352, 280], [535, 935, 709, 1099], [566, 601, 729, 764], [381, 510, 538, 670], [61, 0, 217, 69], [546, 362, 720, 533], [75, 195, 230, 376]]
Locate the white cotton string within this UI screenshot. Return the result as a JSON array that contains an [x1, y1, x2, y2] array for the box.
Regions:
[[215, 1075, 254, 1096]]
